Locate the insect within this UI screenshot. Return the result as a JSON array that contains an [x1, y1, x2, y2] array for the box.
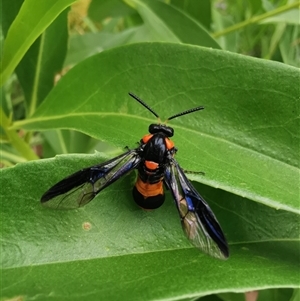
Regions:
[[41, 92, 229, 259]]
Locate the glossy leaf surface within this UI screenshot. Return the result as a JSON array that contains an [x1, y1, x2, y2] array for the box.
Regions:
[[13, 43, 300, 214], [1, 153, 299, 300]]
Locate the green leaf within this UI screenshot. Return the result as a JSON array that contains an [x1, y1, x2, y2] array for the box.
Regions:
[[262, 0, 275, 12], [290, 289, 300, 301], [0, 0, 24, 38], [1, 0, 69, 116], [0, 0, 76, 86], [65, 28, 138, 66], [171, 0, 212, 30], [1, 154, 299, 300], [12, 43, 299, 213], [260, 9, 300, 25], [212, 7, 238, 52], [279, 25, 299, 68], [88, 0, 135, 22], [127, 0, 221, 48], [17, 9, 69, 116], [41, 130, 112, 157]]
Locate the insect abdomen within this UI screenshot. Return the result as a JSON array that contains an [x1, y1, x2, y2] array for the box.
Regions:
[[132, 176, 165, 210]]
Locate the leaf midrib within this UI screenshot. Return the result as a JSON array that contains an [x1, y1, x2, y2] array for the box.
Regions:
[[11, 112, 299, 172]]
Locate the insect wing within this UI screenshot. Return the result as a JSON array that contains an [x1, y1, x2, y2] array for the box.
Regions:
[[41, 150, 141, 209], [165, 159, 229, 259]]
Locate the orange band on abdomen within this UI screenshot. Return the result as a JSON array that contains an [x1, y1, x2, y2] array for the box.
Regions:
[[145, 160, 159, 170], [135, 177, 164, 197]]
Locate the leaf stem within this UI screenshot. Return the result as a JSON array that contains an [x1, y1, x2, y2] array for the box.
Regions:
[[0, 149, 27, 164], [28, 32, 45, 117], [212, 2, 300, 38], [0, 108, 39, 161]]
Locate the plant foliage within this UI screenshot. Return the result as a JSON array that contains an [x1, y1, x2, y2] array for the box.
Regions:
[[0, 0, 299, 300]]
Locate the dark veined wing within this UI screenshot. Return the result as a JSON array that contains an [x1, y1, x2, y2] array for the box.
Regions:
[[165, 158, 229, 259], [41, 150, 142, 209]]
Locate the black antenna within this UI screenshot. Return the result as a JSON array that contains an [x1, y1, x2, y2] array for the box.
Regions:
[[167, 106, 204, 121], [128, 93, 160, 119]]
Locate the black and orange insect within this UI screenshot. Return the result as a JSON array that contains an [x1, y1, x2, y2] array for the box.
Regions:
[[41, 93, 229, 259]]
